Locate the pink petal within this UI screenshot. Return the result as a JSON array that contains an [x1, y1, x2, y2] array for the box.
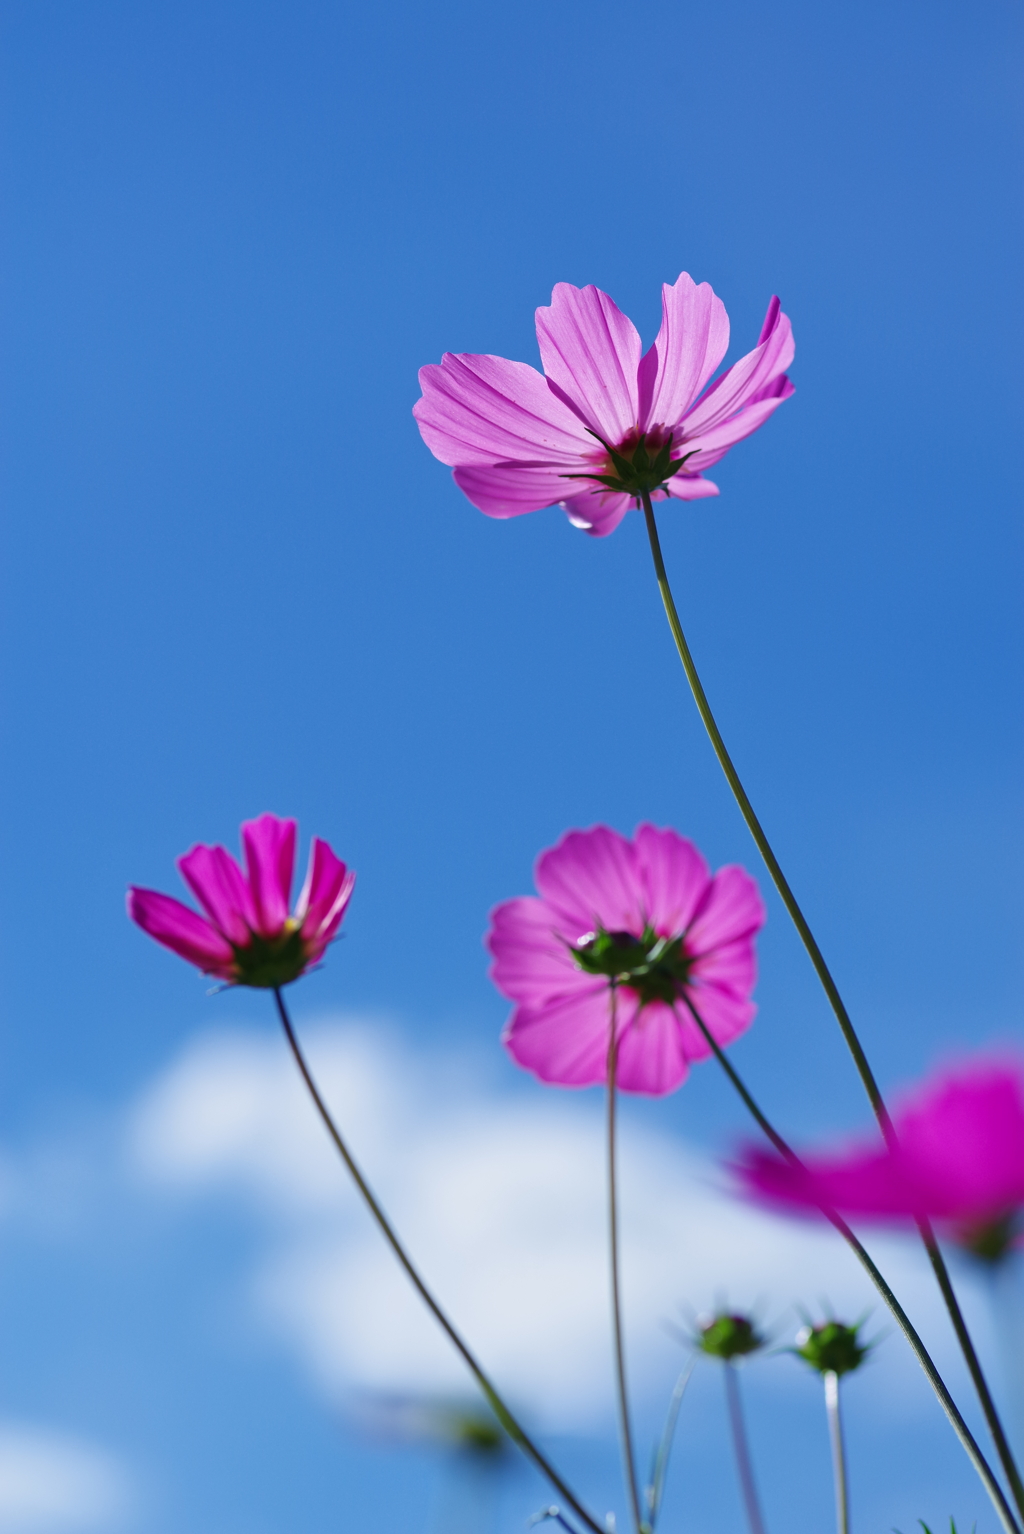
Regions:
[[535, 284, 642, 445], [734, 1060, 1024, 1230], [297, 837, 355, 951], [633, 824, 711, 936], [664, 474, 721, 502], [685, 865, 765, 957], [452, 462, 584, 519], [127, 887, 235, 978], [534, 826, 644, 936], [241, 814, 297, 938], [681, 299, 794, 438], [559, 488, 633, 538], [414, 353, 592, 467], [615, 1001, 691, 1095], [736, 1143, 918, 1221], [897, 1066, 1024, 1220], [689, 933, 757, 1000], [178, 843, 255, 945], [503, 983, 621, 1087], [681, 389, 794, 470], [678, 981, 756, 1058], [487, 895, 582, 1002], [637, 273, 730, 435]]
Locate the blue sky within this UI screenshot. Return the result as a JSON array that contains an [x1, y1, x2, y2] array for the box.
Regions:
[[0, 0, 1022, 1529]]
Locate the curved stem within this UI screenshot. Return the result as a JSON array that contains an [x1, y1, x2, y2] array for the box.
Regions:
[[647, 1361, 694, 1529], [676, 993, 1020, 1534], [640, 492, 885, 1120], [272, 988, 605, 1534], [824, 1372, 849, 1534], [917, 1219, 1024, 1516], [607, 990, 646, 1534], [724, 1361, 768, 1534], [642, 491, 1024, 1514]]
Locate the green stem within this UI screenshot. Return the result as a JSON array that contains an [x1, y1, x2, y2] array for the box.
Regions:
[[676, 992, 1020, 1534], [724, 1361, 768, 1534], [917, 1219, 1024, 1515], [640, 491, 885, 1118], [607, 990, 647, 1534], [641, 490, 1024, 1515], [824, 1371, 850, 1534], [646, 1361, 694, 1529], [273, 988, 605, 1534]]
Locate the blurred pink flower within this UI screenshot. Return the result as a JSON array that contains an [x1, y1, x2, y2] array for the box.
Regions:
[[414, 273, 794, 538], [736, 1061, 1024, 1260], [128, 813, 355, 989], [487, 824, 764, 1096]]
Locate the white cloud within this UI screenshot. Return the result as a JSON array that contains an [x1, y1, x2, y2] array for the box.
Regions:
[[129, 1017, 963, 1431], [0, 1423, 131, 1533]]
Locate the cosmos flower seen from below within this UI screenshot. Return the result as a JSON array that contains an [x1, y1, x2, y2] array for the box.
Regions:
[[736, 1060, 1024, 1261], [414, 273, 794, 538], [487, 824, 765, 1096], [128, 813, 355, 988]]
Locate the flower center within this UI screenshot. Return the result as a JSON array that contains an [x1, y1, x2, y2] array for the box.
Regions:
[[561, 428, 697, 499], [957, 1209, 1021, 1264], [572, 925, 693, 1008], [231, 918, 309, 988]]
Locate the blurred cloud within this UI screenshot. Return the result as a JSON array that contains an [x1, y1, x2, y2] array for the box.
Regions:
[[128, 1015, 952, 1430], [0, 1423, 131, 1533]]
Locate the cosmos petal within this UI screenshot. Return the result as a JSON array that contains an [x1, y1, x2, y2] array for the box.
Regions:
[[452, 462, 584, 519], [633, 824, 711, 936], [559, 488, 633, 537], [535, 283, 642, 444], [681, 299, 794, 437], [178, 843, 255, 945], [242, 814, 297, 938], [127, 887, 235, 977], [488, 895, 583, 1003], [638, 273, 730, 433], [534, 826, 643, 935], [502, 984, 623, 1088], [415, 353, 591, 467]]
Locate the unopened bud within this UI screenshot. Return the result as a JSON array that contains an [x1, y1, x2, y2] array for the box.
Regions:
[[794, 1319, 870, 1377], [697, 1312, 765, 1360]]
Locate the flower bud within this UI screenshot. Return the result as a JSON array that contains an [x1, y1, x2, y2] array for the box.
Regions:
[[794, 1319, 869, 1377], [697, 1311, 765, 1360]]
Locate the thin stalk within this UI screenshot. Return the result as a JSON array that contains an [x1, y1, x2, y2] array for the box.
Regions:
[[824, 1371, 849, 1534], [724, 1361, 768, 1534], [917, 1218, 1024, 1516], [530, 1511, 582, 1534], [676, 992, 1020, 1534], [646, 1361, 694, 1529], [607, 989, 647, 1534], [640, 490, 885, 1119], [272, 988, 605, 1534], [641, 490, 1024, 1515]]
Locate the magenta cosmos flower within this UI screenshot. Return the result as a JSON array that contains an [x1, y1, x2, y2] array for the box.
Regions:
[[128, 813, 355, 988], [487, 824, 765, 1096], [736, 1060, 1024, 1261], [413, 273, 794, 538]]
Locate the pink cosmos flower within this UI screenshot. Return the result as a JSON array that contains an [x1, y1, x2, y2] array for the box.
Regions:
[[487, 824, 765, 1096], [736, 1060, 1024, 1261], [413, 273, 794, 538], [128, 813, 355, 989]]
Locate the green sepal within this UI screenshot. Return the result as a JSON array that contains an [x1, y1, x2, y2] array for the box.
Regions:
[[697, 1313, 766, 1360], [571, 925, 693, 1009], [793, 1318, 872, 1377], [559, 435, 701, 498], [231, 923, 309, 988]]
